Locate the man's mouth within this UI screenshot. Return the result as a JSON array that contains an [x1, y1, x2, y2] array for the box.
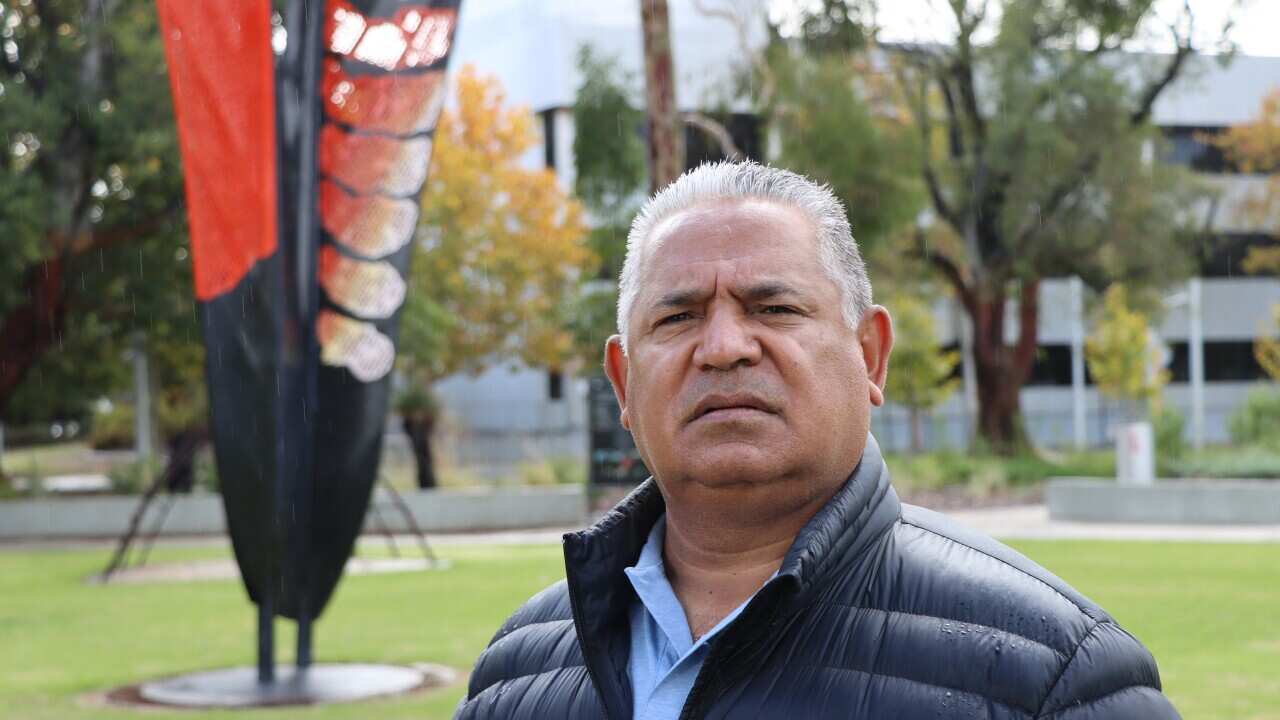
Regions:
[[690, 393, 776, 422]]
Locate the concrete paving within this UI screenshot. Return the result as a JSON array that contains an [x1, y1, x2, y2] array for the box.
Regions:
[[944, 504, 1280, 543], [383, 505, 1280, 545], [5, 504, 1278, 553]]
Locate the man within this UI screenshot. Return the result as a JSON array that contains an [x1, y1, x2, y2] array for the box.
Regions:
[[454, 162, 1178, 719]]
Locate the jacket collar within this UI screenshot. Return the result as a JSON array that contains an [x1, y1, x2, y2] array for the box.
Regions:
[[561, 434, 901, 717], [773, 433, 901, 603]]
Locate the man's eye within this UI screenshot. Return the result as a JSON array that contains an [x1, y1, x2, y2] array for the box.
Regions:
[[761, 305, 798, 315], [656, 312, 692, 326]]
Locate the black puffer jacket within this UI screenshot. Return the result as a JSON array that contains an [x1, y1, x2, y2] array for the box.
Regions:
[[455, 437, 1178, 719]]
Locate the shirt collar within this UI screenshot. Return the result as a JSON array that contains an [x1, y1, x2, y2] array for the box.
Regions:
[[623, 515, 696, 653]]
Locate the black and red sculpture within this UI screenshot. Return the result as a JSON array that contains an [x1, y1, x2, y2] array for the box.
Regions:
[[156, 0, 460, 685]]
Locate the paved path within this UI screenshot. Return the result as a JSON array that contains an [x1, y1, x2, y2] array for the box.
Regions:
[[944, 504, 1280, 543], [417, 505, 1280, 545], [4, 504, 1278, 553]]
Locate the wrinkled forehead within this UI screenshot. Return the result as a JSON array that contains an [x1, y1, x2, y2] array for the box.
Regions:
[[636, 198, 820, 276]]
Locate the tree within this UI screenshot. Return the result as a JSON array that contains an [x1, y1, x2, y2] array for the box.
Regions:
[[573, 47, 647, 267], [883, 293, 959, 452], [776, 0, 1217, 452], [397, 66, 592, 488], [0, 0, 188, 420], [1255, 306, 1280, 383], [1085, 285, 1168, 418], [766, 46, 924, 255], [564, 46, 648, 370], [1214, 88, 1280, 381], [640, 0, 683, 192], [0, 0, 209, 493], [1215, 88, 1280, 244]]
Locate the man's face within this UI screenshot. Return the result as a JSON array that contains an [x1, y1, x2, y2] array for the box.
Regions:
[[605, 199, 892, 516]]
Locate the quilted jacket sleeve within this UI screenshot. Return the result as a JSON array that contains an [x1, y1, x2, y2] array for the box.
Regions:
[[1034, 620, 1181, 719]]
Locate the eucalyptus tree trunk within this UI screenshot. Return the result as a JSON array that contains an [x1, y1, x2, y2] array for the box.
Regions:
[[402, 412, 439, 490], [640, 0, 684, 193], [968, 280, 1040, 453]]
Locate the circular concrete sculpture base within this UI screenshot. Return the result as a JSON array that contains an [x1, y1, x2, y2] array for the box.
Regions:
[[134, 663, 439, 708]]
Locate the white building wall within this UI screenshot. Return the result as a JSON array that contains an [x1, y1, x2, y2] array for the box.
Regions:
[[449, 0, 766, 116], [428, 366, 590, 478]]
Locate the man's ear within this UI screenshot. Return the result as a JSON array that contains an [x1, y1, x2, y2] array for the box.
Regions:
[[604, 335, 631, 430], [858, 306, 893, 408]]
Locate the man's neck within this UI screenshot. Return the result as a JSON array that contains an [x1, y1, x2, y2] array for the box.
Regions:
[[660, 499, 820, 641]]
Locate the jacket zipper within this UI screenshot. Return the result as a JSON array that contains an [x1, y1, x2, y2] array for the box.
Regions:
[[677, 585, 783, 720], [566, 571, 622, 720]]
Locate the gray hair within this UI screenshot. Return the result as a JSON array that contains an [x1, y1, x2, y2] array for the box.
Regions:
[[616, 160, 871, 344]]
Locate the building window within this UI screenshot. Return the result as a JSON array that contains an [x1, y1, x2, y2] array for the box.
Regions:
[[684, 113, 762, 170], [542, 109, 557, 171], [548, 369, 564, 401], [1159, 126, 1233, 173], [1197, 234, 1280, 277], [1024, 345, 1078, 387], [1167, 341, 1267, 382]]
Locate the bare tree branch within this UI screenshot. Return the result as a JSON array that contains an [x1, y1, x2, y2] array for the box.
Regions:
[[946, 0, 987, 146], [683, 112, 742, 160], [909, 227, 975, 314], [936, 76, 966, 161], [924, 167, 963, 234], [690, 0, 775, 106], [1017, 5, 1198, 249], [889, 58, 963, 233], [1131, 43, 1192, 126]]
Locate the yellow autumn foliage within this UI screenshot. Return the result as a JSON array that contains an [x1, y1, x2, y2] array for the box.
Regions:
[[1085, 285, 1168, 408], [1215, 89, 1280, 235], [1255, 306, 1280, 383], [408, 65, 592, 381], [1215, 91, 1280, 382], [883, 293, 959, 412]]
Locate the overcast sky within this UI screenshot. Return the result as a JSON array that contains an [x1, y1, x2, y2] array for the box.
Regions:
[[769, 0, 1280, 57]]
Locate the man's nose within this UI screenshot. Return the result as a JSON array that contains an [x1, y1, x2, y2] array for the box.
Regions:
[[692, 308, 762, 371]]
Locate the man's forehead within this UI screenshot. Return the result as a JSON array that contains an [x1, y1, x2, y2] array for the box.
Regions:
[[646, 198, 815, 255], [632, 199, 828, 307]]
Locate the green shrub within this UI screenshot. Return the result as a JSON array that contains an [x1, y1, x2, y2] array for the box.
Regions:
[[90, 404, 135, 450], [887, 448, 1116, 491], [998, 455, 1057, 485], [1229, 388, 1280, 447], [438, 466, 486, 489], [1166, 446, 1280, 479], [519, 456, 587, 486], [107, 458, 162, 494], [194, 449, 219, 493], [1152, 406, 1187, 459], [547, 456, 586, 485]]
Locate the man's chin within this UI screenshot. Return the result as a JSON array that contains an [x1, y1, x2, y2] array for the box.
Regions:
[[669, 444, 793, 489]]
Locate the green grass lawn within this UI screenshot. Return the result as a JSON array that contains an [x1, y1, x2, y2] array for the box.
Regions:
[[0, 539, 1276, 719]]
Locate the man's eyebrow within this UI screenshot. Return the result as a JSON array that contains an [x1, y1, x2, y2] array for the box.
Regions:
[[648, 281, 808, 313], [738, 281, 805, 302], [652, 288, 709, 311]]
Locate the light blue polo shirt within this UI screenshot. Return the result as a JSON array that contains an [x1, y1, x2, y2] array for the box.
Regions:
[[624, 515, 775, 720]]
